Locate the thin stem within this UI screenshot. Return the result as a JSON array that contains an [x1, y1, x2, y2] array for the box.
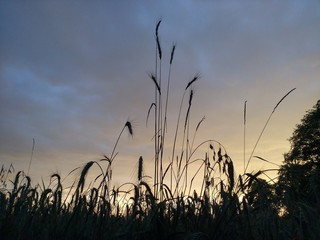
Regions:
[[27, 138, 35, 176], [244, 88, 295, 173], [244, 101, 247, 174]]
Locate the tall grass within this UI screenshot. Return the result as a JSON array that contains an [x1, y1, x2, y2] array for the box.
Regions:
[[0, 22, 315, 240]]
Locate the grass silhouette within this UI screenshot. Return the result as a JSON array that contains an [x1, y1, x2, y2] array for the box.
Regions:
[[0, 21, 316, 240]]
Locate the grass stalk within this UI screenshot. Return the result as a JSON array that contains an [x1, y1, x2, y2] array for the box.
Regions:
[[27, 138, 35, 176], [244, 88, 296, 173]]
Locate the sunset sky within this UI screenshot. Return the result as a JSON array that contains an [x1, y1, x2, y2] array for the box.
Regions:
[[1, 1, 320, 189]]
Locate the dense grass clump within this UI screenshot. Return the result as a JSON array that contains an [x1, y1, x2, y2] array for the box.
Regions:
[[1, 21, 319, 240], [0, 160, 280, 239]]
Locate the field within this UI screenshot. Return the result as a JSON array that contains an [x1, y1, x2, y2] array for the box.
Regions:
[[1, 21, 319, 240]]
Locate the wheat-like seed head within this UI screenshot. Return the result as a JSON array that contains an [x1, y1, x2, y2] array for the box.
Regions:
[[125, 121, 133, 136], [170, 43, 176, 65], [150, 73, 161, 94], [155, 20, 162, 60], [138, 156, 143, 181], [186, 74, 200, 90]]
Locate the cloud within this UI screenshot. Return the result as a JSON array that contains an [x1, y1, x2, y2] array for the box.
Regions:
[[0, 1, 319, 186]]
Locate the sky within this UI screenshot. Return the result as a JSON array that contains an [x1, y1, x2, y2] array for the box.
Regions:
[[1, 1, 320, 190]]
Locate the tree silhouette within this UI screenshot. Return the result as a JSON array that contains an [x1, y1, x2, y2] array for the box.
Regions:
[[276, 99, 320, 238]]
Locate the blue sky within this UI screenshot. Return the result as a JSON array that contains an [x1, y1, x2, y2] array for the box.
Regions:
[[1, 1, 320, 188]]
